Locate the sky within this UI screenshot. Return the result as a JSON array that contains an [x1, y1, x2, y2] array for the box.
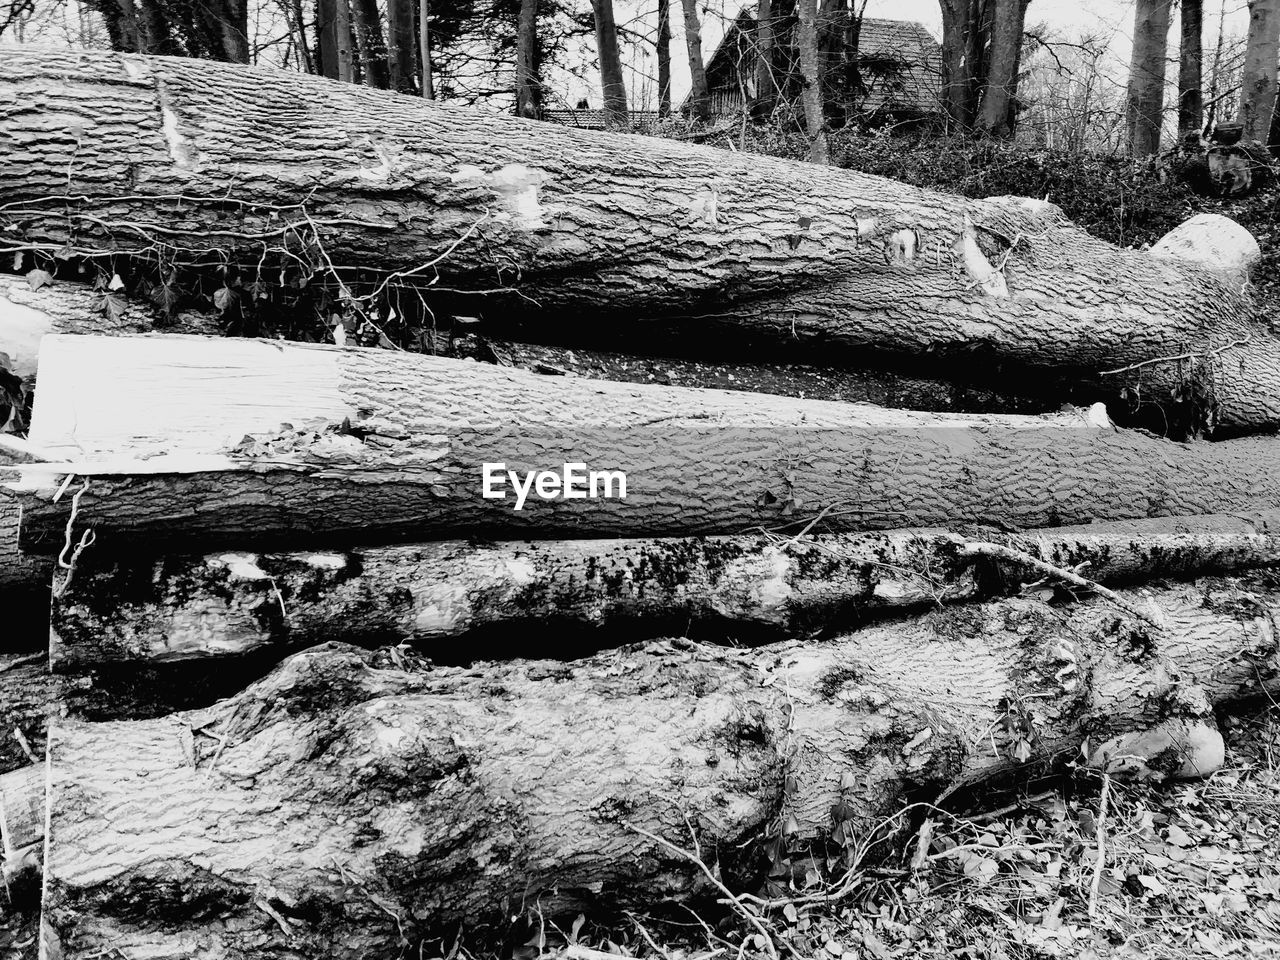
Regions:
[[560, 0, 1256, 112]]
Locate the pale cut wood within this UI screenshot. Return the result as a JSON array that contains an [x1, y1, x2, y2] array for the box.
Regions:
[[48, 511, 1280, 668], [0, 764, 43, 861], [2, 50, 1278, 432], [4, 334, 1171, 551], [41, 569, 1280, 955], [1149, 213, 1261, 280]]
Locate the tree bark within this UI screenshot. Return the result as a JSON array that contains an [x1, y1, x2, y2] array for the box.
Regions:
[[1, 51, 1276, 432], [446, 334, 1053, 412], [350, 0, 391, 89], [419, 0, 433, 98], [48, 512, 1280, 668], [2, 278, 1051, 415], [939, 0, 980, 129], [386, 0, 416, 93], [1237, 0, 1280, 145], [795, 0, 828, 162], [1126, 0, 1172, 157], [333, 0, 355, 83], [976, 0, 1026, 138], [11, 334, 1280, 552], [41, 571, 1280, 951], [1179, 0, 1204, 139], [592, 0, 629, 126], [657, 0, 672, 117], [316, 0, 340, 79], [679, 0, 710, 123], [515, 0, 541, 118]]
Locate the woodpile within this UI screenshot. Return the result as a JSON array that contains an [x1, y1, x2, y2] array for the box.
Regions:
[[2, 50, 1280, 958]]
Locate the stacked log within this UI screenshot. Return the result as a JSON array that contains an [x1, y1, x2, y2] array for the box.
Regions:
[[2, 48, 1280, 960]]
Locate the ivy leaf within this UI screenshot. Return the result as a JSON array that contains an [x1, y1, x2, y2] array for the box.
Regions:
[[25, 268, 53, 291]]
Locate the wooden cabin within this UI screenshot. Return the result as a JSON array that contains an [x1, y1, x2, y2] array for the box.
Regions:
[[692, 7, 943, 124]]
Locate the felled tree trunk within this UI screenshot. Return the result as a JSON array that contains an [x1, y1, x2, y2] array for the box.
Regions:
[[42, 570, 1280, 955], [0, 277, 220, 380], [13, 333, 1280, 550], [0, 279, 1052, 414], [2, 51, 1277, 432], [48, 511, 1280, 668]]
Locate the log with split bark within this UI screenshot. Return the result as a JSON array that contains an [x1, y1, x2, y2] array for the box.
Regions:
[[1, 51, 1276, 432], [42, 569, 1276, 956], [11, 334, 1280, 550], [48, 511, 1280, 668], [0, 278, 1051, 415]]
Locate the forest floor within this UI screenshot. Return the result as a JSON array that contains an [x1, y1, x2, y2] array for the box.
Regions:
[[487, 701, 1280, 960]]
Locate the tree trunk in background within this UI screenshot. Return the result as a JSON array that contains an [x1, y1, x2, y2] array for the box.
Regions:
[[796, 0, 828, 161], [49, 512, 1280, 668], [592, 0, 628, 126], [40, 573, 1277, 951], [351, 0, 390, 89], [1237, 0, 1280, 144], [1126, 0, 1172, 157], [657, 0, 672, 116], [2, 52, 1274, 433], [754, 0, 774, 114], [420, 0, 433, 98], [316, 0, 339, 79], [938, 0, 976, 128], [679, 0, 710, 122], [386, 0, 416, 93], [1179, 0, 1203, 139], [333, 0, 354, 81], [290, 0, 313, 72], [213, 0, 250, 62], [515, 0, 540, 118], [977, 0, 1027, 137]]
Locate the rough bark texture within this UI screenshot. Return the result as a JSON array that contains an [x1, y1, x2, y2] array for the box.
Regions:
[[1126, 0, 1172, 157], [2, 52, 1274, 431], [17, 333, 1279, 550], [350, 0, 391, 90], [976, 0, 1026, 138], [386, 0, 416, 93], [1179, 0, 1204, 139], [0, 443, 53, 616], [592, 0, 628, 125], [795, 0, 828, 162], [0, 278, 220, 381], [447, 334, 1053, 411], [515, 0, 541, 118], [1, 279, 1054, 414], [1238, 0, 1280, 144], [48, 512, 1280, 668], [42, 570, 1280, 954], [679, 0, 710, 123]]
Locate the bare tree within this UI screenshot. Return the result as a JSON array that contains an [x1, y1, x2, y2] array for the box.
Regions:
[[754, 0, 774, 115], [977, 0, 1029, 137], [387, 0, 417, 92], [334, 0, 355, 81], [516, 0, 540, 116], [591, 0, 629, 126], [351, 0, 390, 88], [1126, 0, 1172, 156], [420, 0, 433, 97], [1238, 0, 1279, 144], [680, 0, 711, 122], [657, 0, 672, 116], [796, 0, 828, 162], [317, 0, 340, 78], [1178, 0, 1203, 138]]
